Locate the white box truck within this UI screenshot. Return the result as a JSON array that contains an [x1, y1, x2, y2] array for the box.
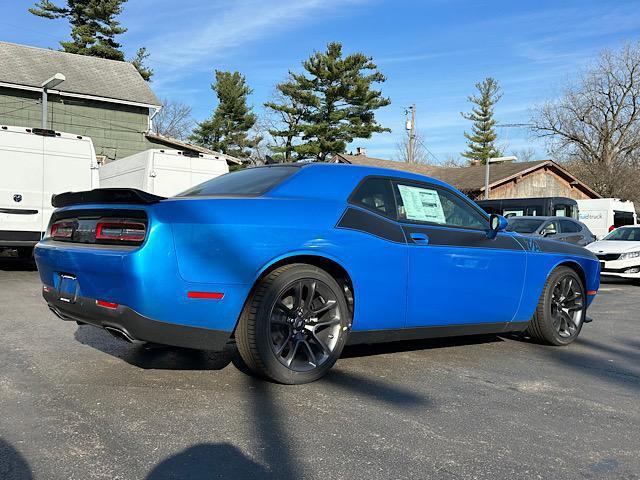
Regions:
[[577, 198, 637, 239], [99, 149, 229, 197], [0, 126, 99, 257]]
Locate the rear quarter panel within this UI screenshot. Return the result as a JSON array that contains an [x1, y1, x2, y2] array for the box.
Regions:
[[162, 196, 408, 331]]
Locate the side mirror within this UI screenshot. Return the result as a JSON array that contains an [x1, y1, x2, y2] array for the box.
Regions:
[[487, 214, 508, 239]]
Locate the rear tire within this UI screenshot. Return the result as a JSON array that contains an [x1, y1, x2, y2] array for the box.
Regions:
[[526, 266, 586, 346], [235, 264, 350, 384]]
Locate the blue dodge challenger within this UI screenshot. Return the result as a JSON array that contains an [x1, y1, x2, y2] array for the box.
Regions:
[[35, 163, 600, 384]]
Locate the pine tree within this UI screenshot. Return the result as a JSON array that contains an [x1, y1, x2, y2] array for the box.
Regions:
[[269, 42, 390, 161], [264, 78, 308, 162], [461, 78, 502, 164], [190, 70, 259, 159], [29, 0, 153, 80], [130, 47, 153, 81]]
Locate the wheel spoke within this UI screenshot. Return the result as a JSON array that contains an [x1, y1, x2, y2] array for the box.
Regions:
[[274, 332, 293, 356], [312, 299, 337, 316], [314, 317, 341, 328], [275, 301, 294, 316], [566, 302, 583, 312], [284, 340, 301, 367], [561, 310, 577, 329], [301, 340, 317, 366], [310, 332, 331, 356], [305, 281, 317, 310], [294, 281, 303, 310]]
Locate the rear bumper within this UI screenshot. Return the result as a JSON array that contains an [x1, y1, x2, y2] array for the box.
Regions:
[[44, 288, 231, 351]]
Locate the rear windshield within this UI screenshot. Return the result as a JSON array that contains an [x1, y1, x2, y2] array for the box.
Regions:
[[506, 218, 544, 233], [176, 166, 299, 197], [603, 227, 640, 241]]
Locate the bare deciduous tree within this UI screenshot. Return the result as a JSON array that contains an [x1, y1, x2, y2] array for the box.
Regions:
[[510, 148, 537, 162], [152, 99, 194, 141], [395, 130, 429, 164], [532, 43, 640, 201]]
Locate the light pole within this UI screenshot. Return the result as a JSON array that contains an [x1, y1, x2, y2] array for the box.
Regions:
[[484, 156, 517, 199], [41, 73, 65, 129]]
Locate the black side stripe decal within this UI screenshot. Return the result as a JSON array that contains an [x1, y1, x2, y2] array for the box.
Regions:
[[402, 225, 525, 251], [336, 207, 405, 243]]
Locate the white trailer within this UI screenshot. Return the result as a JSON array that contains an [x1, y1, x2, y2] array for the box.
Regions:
[[0, 126, 99, 256], [99, 149, 228, 197], [577, 198, 637, 239]]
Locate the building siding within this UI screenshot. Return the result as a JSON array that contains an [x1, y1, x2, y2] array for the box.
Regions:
[[0, 86, 159, 161], [486, 169, 593, 200]]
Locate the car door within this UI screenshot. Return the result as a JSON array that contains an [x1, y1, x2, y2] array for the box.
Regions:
[[558, 219, 585, 245], [394, 180, 527, 327]]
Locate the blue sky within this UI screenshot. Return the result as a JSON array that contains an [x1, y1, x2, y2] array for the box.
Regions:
[[2, 0, 640, 162]]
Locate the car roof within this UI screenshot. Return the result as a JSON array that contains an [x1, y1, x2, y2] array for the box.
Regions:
[[508, 216, 577, 221], [263, 161, 452, 185], [265, 161, 456, 200]]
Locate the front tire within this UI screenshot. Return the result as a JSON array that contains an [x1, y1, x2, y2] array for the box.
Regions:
[[235, 264, 350, 384], [526, 266, 586, 346]]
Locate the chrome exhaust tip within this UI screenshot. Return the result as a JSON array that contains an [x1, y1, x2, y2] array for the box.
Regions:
[[104, 326, 139, 343]]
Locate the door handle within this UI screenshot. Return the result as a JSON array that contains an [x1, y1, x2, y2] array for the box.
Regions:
[[409, 232, 429, 245]]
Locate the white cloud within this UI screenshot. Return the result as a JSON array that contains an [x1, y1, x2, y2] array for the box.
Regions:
[[139, 0, 365, 85]]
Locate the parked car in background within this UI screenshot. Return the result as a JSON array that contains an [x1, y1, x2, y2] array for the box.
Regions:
[[506, 216, 595, 246], [0, 125, 99, 258], [477, 197, 579, 219], [586, 226, 640, 284], [577, 198, 637, 240], [99, 149, 229, 197], [35, 163, 600, 384]]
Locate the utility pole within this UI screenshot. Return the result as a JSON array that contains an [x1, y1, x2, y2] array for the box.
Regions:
[[405, 104, 416, 164]]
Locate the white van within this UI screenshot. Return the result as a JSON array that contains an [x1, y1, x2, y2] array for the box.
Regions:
[[99, 149, 229, 197], [0, 126, 99, 257], [577, 198, 637, 240]]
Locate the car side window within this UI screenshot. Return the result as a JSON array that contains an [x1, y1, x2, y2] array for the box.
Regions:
[[559, 220, 580, 233], [541, 221, 558, 236], [349, 178, 396, 217], [394, 182, 487, 230]]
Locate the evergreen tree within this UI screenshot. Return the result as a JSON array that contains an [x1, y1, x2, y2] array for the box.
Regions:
[[190, 70, 259, 159], [130, 47, 153, 81], [264, 78, 308, 162], [461, 78, 502, 164], [270, 42, 390, 161], [29, 0, 153, 80]]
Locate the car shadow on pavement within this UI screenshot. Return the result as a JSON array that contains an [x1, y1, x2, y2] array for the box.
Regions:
[[0, 438, 33, 480], [145, 371, 428, 479], [74, 324, 232, 371], [322, 369, 431, 408], [545, 344, 640, 394], [342, 334, 503, 359], [145, 443, 274, 480]]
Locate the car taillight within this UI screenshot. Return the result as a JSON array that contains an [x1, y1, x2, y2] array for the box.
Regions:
[[50, 221, 75, 239], [95, 220, 146, 243]]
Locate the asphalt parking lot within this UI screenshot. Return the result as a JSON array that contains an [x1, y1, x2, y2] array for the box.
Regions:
[[1, 257, 639, 480]]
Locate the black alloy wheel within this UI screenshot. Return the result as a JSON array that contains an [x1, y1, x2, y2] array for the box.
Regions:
[[526, 266, 586, 346], [269, 278, 342, 372], [235, 264, 350, 384]]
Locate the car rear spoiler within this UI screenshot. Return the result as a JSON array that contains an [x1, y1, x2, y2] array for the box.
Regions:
[[52, 188, 166, 208]]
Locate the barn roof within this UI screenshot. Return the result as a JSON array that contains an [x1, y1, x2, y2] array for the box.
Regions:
[[332, 154, 600, 198]]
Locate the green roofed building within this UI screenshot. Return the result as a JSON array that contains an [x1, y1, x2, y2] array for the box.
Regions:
[[0, 41, 239, 166]]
